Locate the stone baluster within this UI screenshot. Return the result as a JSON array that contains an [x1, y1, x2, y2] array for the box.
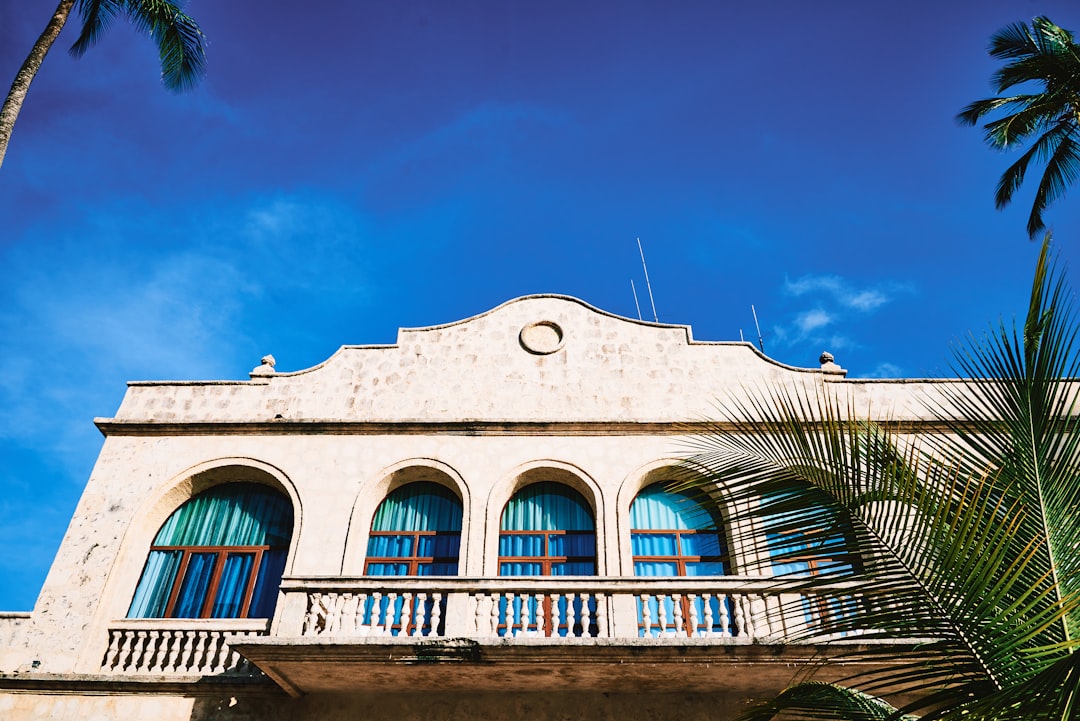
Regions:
[[641, 594, 652, 637], [484, 594, 498, 637], [412, 593, 427, 637], [672, 595, 684, 636], [126, 631, 149, 672], [551, 593, 562, 637], [165, 630, 184, 673], [178, 631, 197, 671], [354, 593, 369, 635], [657, 596, 669, 637], [744, 596, 758, 638], [384, 593, 398, 636], [578, 594, 591, 638], [370, 592, 383, 634], [534, 593, 545, 636], [148, 631, 166, 673], [733, 595, 747, 638], [687, 594, 700, 637], [325, 593, 343, 634], [399, 593, 414, 637], [192, 631, 209, 671], [340, 594, 358, 635], [564, 594, 578, 637], [502, 592, 515, 637], [429, 593, 443, 637], [210, 634, 228, 674], [102, 630, 122, 670], [304, 594, 322, 636], [593, 593, 607, 638]]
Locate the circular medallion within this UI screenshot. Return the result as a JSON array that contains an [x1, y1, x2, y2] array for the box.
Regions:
[[519, 320, 565, 355]]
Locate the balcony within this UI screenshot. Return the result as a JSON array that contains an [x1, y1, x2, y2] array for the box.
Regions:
[[229, 576, 919, 697]]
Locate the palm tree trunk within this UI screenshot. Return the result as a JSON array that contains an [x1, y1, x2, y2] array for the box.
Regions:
[[0, 0, 76, 170]]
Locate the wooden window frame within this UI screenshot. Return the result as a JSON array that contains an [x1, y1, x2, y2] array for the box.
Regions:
[[151, 543, 275, 619], [363, 530, 462, 576]]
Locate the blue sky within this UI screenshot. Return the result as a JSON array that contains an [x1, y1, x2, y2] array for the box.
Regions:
[[2, 0, 1080, 610]]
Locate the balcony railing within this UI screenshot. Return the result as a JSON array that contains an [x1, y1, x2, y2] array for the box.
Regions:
[[276, 576, 864, 641], [100, 619, 269, 675]]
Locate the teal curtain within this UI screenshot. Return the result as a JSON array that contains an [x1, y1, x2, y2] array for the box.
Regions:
[[500, 482, 594, 531], [366, 482, 463, 576], [499, 482, 596, 576], [631, 484, 727, 576], [127, 483, 293, 618], [370, 482, 462, 532]]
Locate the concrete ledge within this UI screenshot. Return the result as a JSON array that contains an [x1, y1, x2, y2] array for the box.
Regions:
[[233, 636, 933, 698]]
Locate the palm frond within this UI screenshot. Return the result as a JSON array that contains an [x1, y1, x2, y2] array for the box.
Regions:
[[683, 237, 1080, 719], [739, 682, 914, 721], [69, 0, 123, 57], [123, 0, 206, 91]]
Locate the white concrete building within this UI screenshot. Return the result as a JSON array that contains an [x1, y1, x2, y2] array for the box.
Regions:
[[0, 295, 945, 720]]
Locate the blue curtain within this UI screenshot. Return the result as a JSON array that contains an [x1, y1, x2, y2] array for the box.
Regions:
[[127, 483, 293, 618], [630, 484, 719, 531], [500, 482, 594, 532], [370, 482, 462, 532], [631, 484, 726, 576], [499, 482, 596, 576], [366, 482, 463, 576]]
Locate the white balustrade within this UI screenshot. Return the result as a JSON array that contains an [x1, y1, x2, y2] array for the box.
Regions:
[[101, 619, 268, 675], [282, 577, 866, 642]]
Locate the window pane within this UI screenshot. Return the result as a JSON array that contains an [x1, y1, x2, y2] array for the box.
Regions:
[[367, 534, 413, 557], [414, 533, 462, 559], [633, 561, 678, 577], [211, 552, 255, 618], [499, 533, 544, 557], [552, 561, 596, 576], [549, 532, 595, 557], [366, 562, 410, 576], [418, 562, 459, 576], [680, 532, 722, 557], [127, 550, 182, 618], [250, 549, 288, 618], [173, 552, 218, 618], [500, 561, 542, 576], [631, 533, 678, 556], [685, 561, 726, 576]]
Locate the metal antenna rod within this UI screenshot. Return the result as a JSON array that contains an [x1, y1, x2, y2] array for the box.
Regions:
[[637, 237, 658, 322], [751, 304, 765, 352], [630, 279, 643, 321]]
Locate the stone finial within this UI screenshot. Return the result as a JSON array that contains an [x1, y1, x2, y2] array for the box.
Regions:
[[819, 351, 846, 376], [250, 354, 277, 378]]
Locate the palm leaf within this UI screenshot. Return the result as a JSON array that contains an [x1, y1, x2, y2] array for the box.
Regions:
[[739, 682, 914, 721], [682, 237, 1080, 719]]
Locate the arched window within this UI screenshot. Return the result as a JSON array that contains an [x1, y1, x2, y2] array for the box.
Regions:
[[127, 483, 293, 619], [365, 482, 463, 576], [630, 484, 728, 576], [499, 482, 596, 576], [631, 484, 729, 637]]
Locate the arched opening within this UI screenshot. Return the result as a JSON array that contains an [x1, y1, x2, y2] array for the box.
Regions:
[[498, 482, 596, 576], [364, 482, 463, 576], [631, 483, 730, 637], [127, 482, 293, 619]]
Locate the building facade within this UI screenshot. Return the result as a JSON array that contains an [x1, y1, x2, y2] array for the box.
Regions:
[[0, 295, 947, 720]]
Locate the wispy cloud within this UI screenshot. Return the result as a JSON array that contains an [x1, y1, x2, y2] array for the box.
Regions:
[[784, 274, 904, 312], [768, 273, 915, 361]]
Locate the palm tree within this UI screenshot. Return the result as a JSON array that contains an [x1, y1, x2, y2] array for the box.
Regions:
[[0, 0, 206, 169], [681, 235, 1080, 720], [958, 17, 1080, 239]]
